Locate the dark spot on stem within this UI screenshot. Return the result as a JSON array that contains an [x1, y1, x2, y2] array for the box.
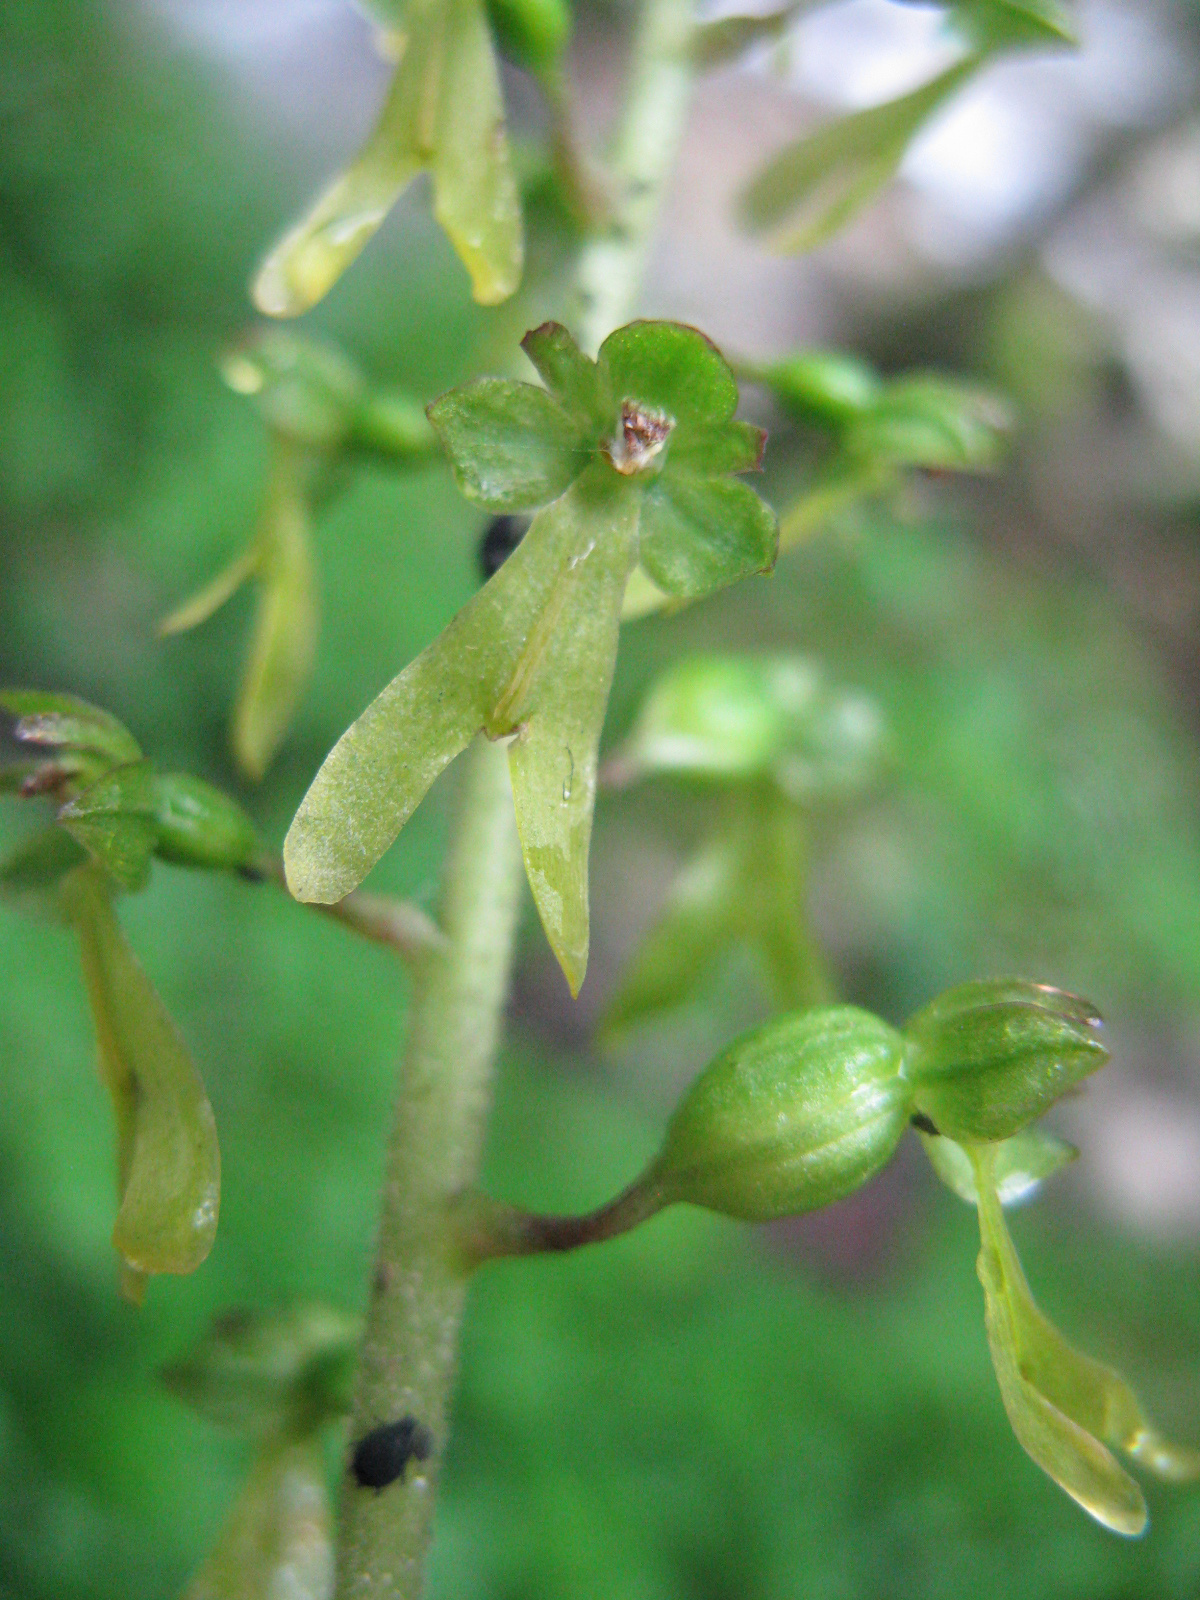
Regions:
[[350, 1417, 433, 1492]]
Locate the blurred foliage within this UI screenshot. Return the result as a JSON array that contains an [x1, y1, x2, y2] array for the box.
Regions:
[[2, 3, 1200, 1600]]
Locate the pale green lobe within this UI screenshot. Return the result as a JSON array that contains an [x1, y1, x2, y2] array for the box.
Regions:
[[284, 466, 631, 993], [520, 322, 606, 431], [970, 1148, 1200, 1533], [63, 866, 220, 1286], [182, 1437, 333, 1600], [505, 472, 640, 993], [233, 443, 318, 782], [252, 0, 520, 317], [58, 760, 160, 891], [639, 475, 777, 598], [920, 1126, 1077, 1207], [739, 55, 983, 251], [428, 378, 584, 510]]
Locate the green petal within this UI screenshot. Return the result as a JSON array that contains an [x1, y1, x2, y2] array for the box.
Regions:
[[739, 55, 982, 250], [430, 0, 523, 305], [639, 475, 778, 599], [599, 321, 739, 428], [520, 322, 605, 431], [429, 377, 585, 510], [505, 469, 640, 994], [920, 1127, 1077, 1207], [233, 444, 318, 782], [284, 472, 605, 904], [668, 419, 765, 477], [64, 867, 220, 1287], [58, 761, 160, 891], [181, 1438, 333, 1600]]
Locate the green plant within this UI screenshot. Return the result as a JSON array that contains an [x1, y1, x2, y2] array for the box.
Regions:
[[3, 1, 1199, 1597]]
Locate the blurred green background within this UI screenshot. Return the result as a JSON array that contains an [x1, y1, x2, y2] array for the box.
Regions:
[[3, 1, 1200, 1595]]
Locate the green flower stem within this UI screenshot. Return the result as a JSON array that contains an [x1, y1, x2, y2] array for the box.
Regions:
[[333, 5, 699, 1593], [334, 735, 522, 1600], [571, 0, 696, 355], [458, 1176, 669, 1266]]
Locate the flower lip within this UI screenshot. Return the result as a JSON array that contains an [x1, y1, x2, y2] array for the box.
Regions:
[[606, 399, 674, 475]]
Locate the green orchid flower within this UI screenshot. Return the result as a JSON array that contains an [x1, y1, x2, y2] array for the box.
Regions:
[[284, 320, 779, 994]]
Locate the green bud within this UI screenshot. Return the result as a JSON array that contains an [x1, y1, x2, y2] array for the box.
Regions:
[[754, 351, 883, 427], [904, 979, 1108, 1143], [486, 0, 571, 81], [152, 773, 260, 871], [650, 1007, 912, 1221], [163, 1304, 360, 1439]]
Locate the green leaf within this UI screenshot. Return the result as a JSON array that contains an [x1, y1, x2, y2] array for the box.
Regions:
[[691, 6, 797, 70], [486, 0, 572, 87], [920, 1126, 1077, 1206], [970, 1150, 1200, 1533], [253, 0, 521, 315], [180, 1437, 333, 1600], [740, 54, 982, 250], [285, 465, 634, 999], [58, 761, 160, 891], [506, 473, 641, 993], [950, 0, 1077, 50], [848, 374, 1012, 472], [62, 866, 220, 1291], [163, 1305, 360, 1438], [639, 475, 778, 599], [0, 826, 90, 923], [428, 377, 586, 510], [600, 322, 739, 429], [233, 442, 319, 781]]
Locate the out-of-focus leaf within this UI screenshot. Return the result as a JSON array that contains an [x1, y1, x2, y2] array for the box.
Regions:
[[749, 350, 883, 425], [486, 0, 571, 85], [62, 866, 219, 1295], [158, 545, 261, 638], [428, 378, 586, 510], [233, 444, 319, 781], [181, 1437, 333, 1600], [253, 0, 521, 315], [920, 1126, 1077, 1206], [220, 331, 361, 451], [950, 0, 1076, 50], [847, 374, 1012, 471], [0, 826, 89, 922], [57, 760, 161, 891], [690, 6, 798, 70], [739, 55, 981, 249], [971, 1150, 1200, 1533], [163, 1306, 359, 1438]]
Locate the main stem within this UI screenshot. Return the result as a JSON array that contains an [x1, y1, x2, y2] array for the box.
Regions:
[[335, 1, 695, 1593]]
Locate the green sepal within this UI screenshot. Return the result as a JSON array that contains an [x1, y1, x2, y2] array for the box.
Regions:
[[58, 761, 160, 891], [970, 1148, 1200, 1535], [739, 54, 983, 250], [163, 1305, 360, 1438], [0, 826, 90, 923], [920, 1126, 1077, 1207], [599, 321, 738, 429], [651, 1006, 911, 1221], [751, 350, 883, 426], [285, 464, 636, 993], [847, 374, 1011, 472], [949, 0, 1076, 51], [62, 866, 220, 1291], [252, 0, 521, 315], [639, 475, 777, 598], [153, 774, 260, 872], [520, 321, 607, 433], [428, 377, 586, 510], [904, 979, 1109, 1142], [0, 689, 142, 798], [180, 1436, 333, 1600]]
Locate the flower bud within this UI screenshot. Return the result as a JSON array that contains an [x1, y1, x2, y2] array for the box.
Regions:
[[904, 979, 1108, 1143], [755, 351, 882, 426], [650, 1007, 912, 1221], [152, 772, 260, 872]]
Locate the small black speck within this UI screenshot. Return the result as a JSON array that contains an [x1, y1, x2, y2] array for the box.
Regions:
[[479, 515, 529, 581], [350, 1417, 433, 1492], [235, 863, 266, 884], [910, 1112, 940, 1136]]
